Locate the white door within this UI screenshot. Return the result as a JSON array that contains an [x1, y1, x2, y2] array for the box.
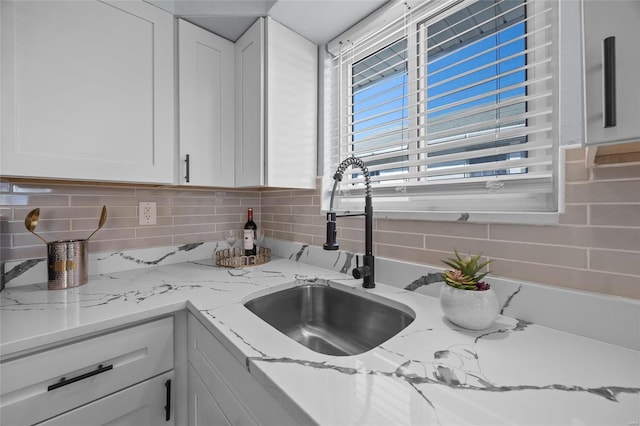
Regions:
[[0, 0, 175, 183], [179, 19, 235, 187], [234, 18, 265, 188], [233, 17, 318, 189], [265, 17, 318, 189], [188, 365, 231, 426]]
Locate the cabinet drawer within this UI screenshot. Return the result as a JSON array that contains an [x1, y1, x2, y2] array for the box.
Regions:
[[0, 317, 173, 426], [188, 314, 296, 426], [39, 371, 174, 426]]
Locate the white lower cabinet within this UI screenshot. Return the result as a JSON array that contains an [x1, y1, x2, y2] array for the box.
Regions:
[[1, 312, 298, 426], [39, 371, 174, 426], [0, 317, 174, 426], [187, 313, 297, 426], [188, 364, 234, 426]]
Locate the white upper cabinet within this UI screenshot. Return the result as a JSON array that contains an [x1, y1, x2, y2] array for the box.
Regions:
[[582, 0, 640, 146], [235, 17, 317, 189], [0, 0, 175, 183], [235, 18, 264, 188], [178, 20, 235, 187]]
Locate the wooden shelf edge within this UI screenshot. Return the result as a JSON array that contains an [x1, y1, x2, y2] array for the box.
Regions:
[[585, 141, 640, 168]]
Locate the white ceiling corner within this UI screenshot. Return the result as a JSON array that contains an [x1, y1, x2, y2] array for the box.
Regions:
[[268, 0, 388, 45], [147, 0, 388, 43]]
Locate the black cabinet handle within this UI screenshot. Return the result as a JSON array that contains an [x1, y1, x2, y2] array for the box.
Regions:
[[164, 379, 171, 421], [185, 154, 191, 183], [47, 364, 113, 391], [603, 36, 616, 128]]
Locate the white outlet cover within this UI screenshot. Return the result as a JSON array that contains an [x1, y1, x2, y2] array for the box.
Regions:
[[139, 201, 157, 225]]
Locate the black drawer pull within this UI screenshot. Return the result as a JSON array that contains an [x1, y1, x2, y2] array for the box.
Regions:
[[47, 364, 113, 391], [603, 36, 616, 128], [164, 379, 171, 421], [185, 154, 191, 183]]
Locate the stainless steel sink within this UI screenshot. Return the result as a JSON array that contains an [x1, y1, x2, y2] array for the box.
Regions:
[[244, 284, 414, 356]]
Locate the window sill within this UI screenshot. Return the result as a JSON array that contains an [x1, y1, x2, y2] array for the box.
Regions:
[[377, 210, 561, 225], [323, 209, 561, 226]]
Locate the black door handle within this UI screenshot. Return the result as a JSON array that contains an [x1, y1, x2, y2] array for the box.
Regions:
[[185, 154, 191, 183], [603, 36, 616, 128], [164, 379, 171, 421], [47, 364, 113, 391]]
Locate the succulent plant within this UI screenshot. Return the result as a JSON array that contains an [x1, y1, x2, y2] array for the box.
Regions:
[[442, 250, 492, 291]]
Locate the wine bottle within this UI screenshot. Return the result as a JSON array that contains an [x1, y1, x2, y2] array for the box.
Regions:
[[243, 208, 257, 256]]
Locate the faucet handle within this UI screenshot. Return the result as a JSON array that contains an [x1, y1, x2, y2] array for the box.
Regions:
[[353, 253, 375, 289], [352, 265, 370, 280], [352, 254, 370, 279]]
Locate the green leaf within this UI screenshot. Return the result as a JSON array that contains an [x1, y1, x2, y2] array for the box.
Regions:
[[454, 249, 463, 260], [475, 272, 489, 282], [442, 260, 460, 270], [476, 259, 491, 269], [468, 255, 478, 271], [442, 250, 493, 283]]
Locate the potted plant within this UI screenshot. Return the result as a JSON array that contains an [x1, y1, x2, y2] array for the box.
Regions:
[[439, 250, 499, 330]]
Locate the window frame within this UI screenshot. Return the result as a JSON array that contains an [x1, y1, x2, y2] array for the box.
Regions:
[[322, 0, 581, 225]]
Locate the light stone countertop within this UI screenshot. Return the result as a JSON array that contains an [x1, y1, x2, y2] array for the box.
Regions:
[[1, 256, 639, 425]]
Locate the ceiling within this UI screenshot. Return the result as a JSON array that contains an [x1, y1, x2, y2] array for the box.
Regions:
[[146, 0, 389, 44]]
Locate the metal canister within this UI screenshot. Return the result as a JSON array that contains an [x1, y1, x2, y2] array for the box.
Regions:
[[47, 239, 88, 290]]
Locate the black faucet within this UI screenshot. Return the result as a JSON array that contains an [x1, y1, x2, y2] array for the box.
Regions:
[[323, 157, 375, 289]]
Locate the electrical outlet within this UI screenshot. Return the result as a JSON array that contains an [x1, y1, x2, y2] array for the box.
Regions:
[[139, 201, 157, 225]]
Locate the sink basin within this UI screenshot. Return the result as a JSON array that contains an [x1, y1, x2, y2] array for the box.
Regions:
[[244, 284, 414, 356]]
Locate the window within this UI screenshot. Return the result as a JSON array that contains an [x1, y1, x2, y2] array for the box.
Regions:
[[324, 0, 561, 220]]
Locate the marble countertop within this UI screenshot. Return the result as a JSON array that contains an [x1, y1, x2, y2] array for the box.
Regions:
[[1, 257, 638, 425]]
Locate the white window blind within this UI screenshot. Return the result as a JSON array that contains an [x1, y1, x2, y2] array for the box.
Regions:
[[324, 0, 559, 215]]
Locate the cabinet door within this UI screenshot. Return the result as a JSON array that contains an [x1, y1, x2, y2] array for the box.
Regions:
[[234, 17, 317, 189], [188, 364, 232, 426], [188, 314, 296, 426], [234, 18, 265, 187], [39, 372, 174, 426], [179, 19, 235, 187], [583, 0, 640, 145], [0, 0, 174, 183], [265, 17, 318, 189], [0, 317, 174, 426]]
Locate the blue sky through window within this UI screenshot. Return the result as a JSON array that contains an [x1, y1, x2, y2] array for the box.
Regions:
[[349, 0, 528, 182], [427, 22, 526, 119]]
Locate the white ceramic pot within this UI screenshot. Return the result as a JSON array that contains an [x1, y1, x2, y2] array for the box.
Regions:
[[439, 284, 500, 330]]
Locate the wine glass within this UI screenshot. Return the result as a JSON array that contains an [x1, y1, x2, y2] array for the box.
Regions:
[[225, 229, 238, 252], [255, 229, 265, 252]]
